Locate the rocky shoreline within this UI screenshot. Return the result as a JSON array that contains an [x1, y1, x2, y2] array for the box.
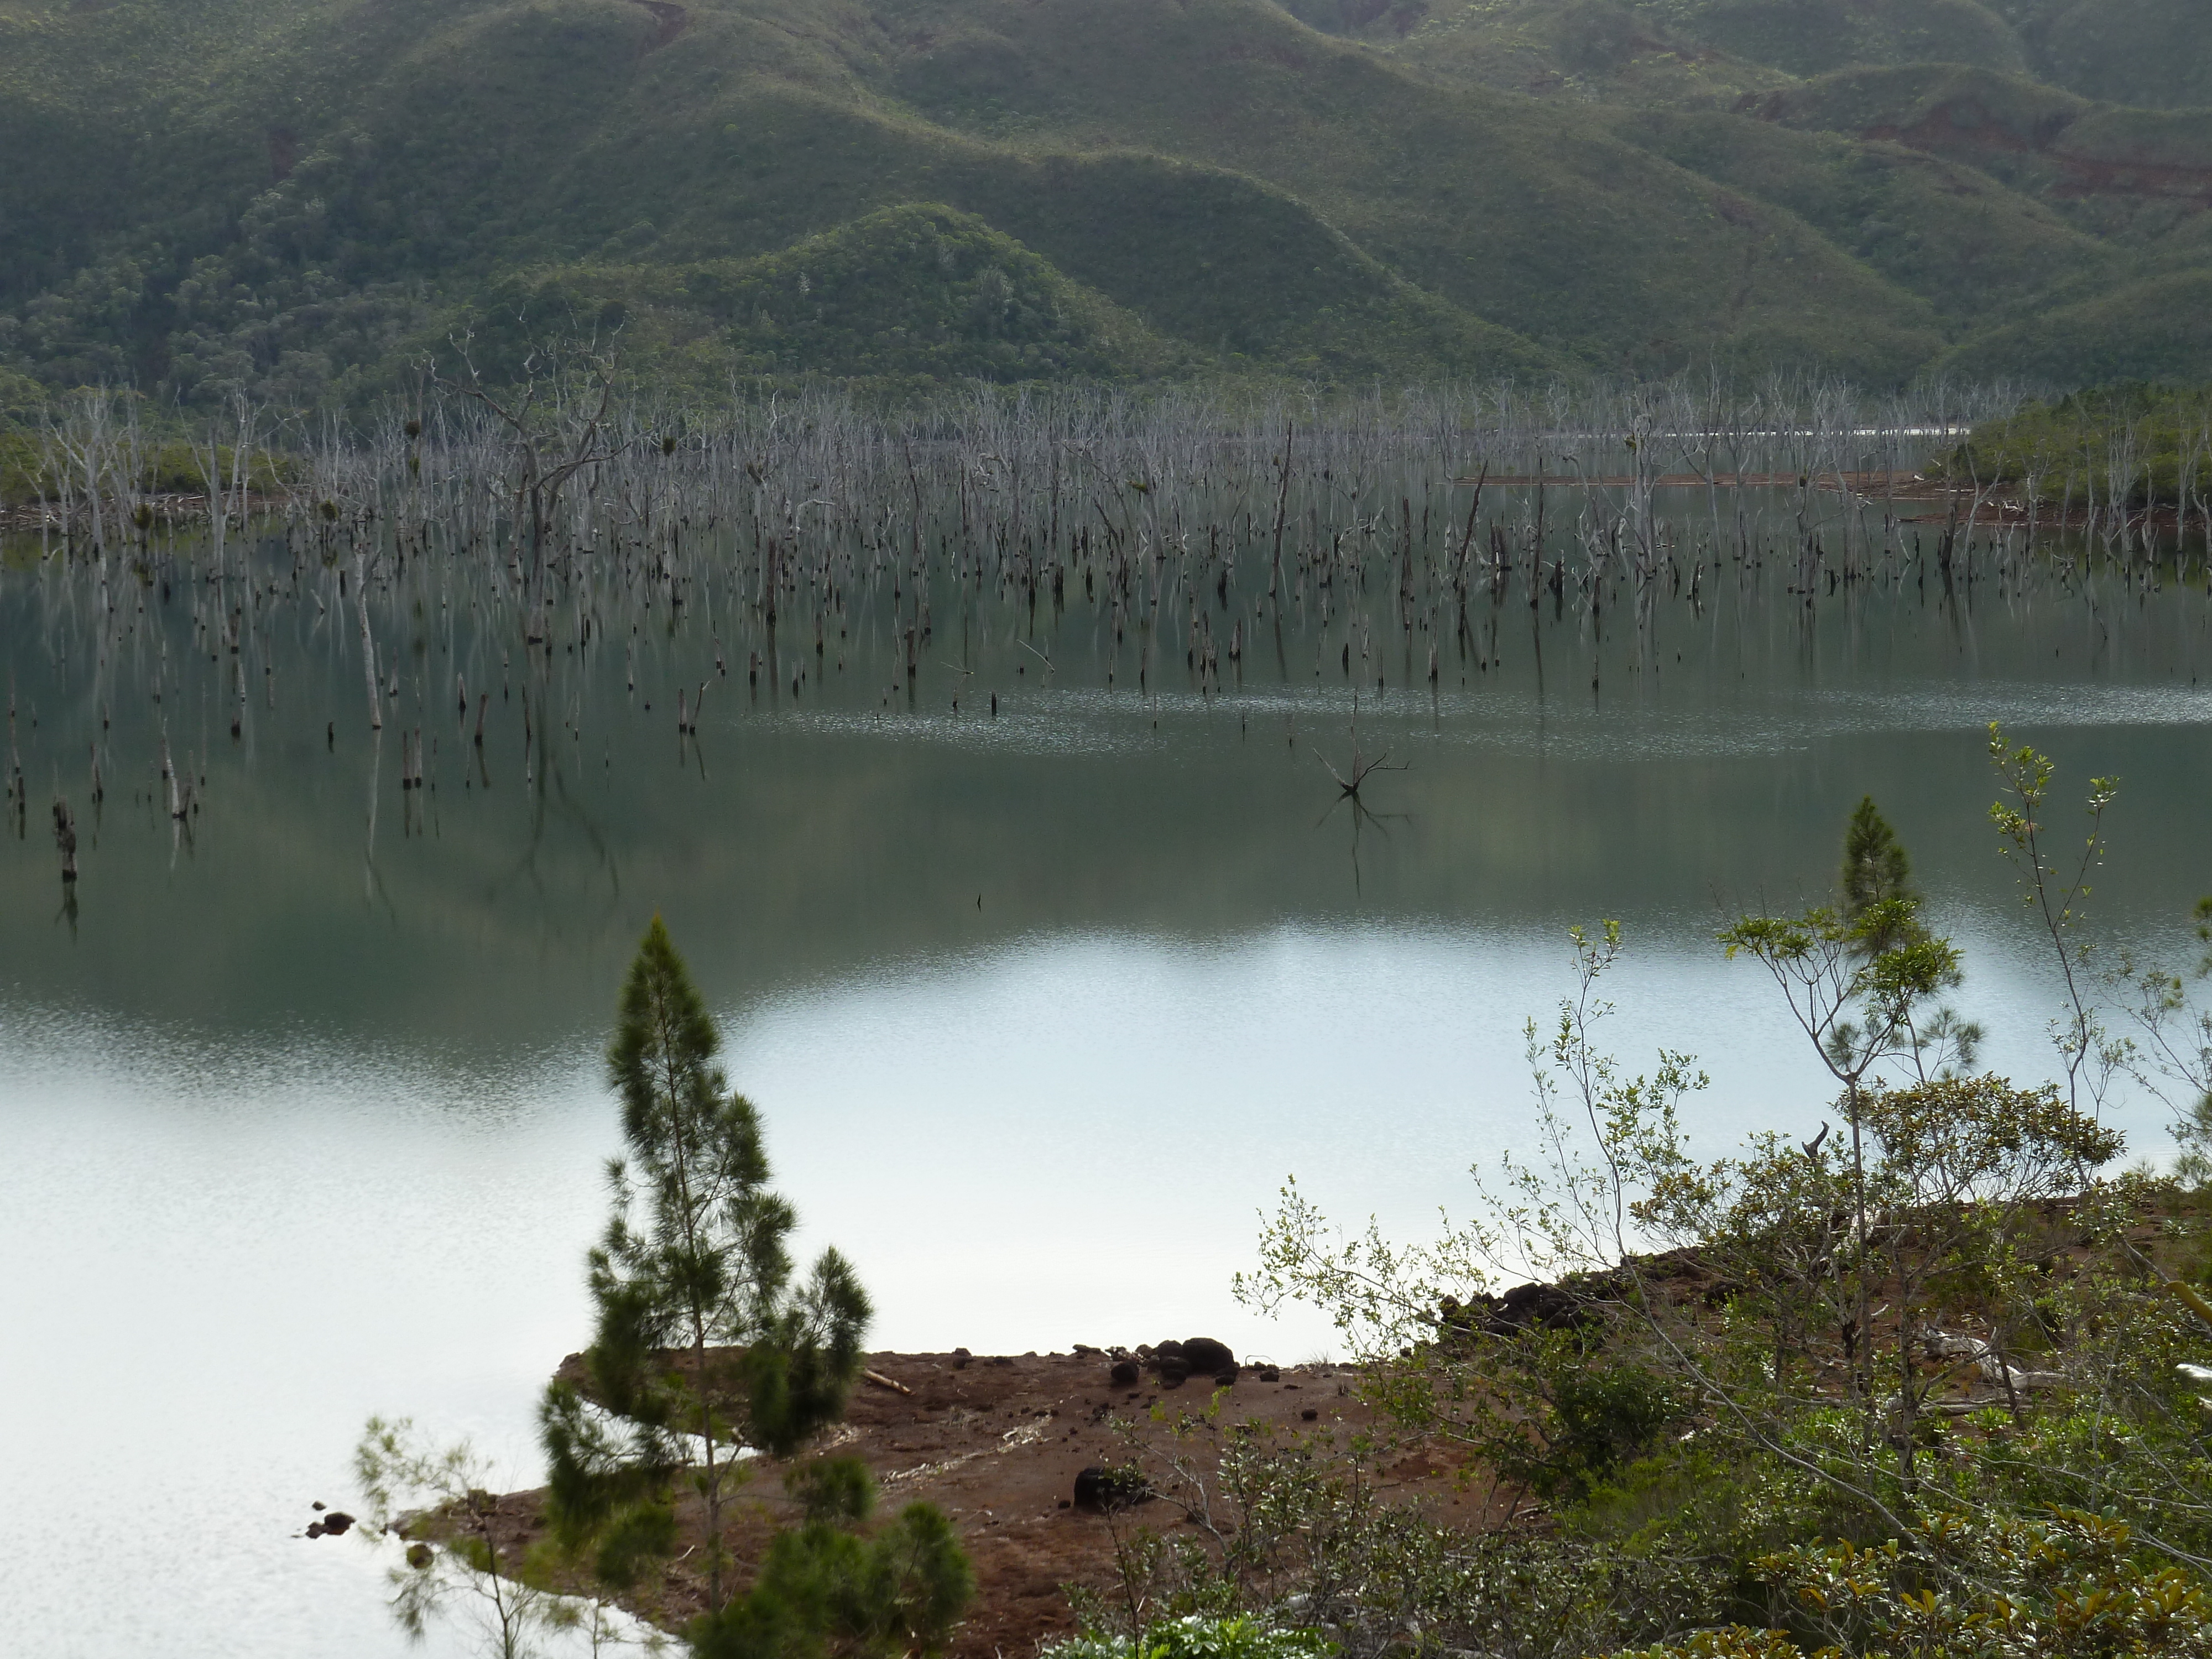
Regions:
[[453, 1342, 1489, 1653]]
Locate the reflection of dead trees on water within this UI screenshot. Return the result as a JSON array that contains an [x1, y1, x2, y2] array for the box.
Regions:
[[1318, 766, 1407, 898], [482, 709, 625, 936], [48, 791, 79, 931], [155, 728, 200, 874], [6, 688, 22, 838], [51, 794, 76, 883], [11, 370, 2212, 889], [1312, 693, 1402, 802], [1312, 693, 1408, 894]]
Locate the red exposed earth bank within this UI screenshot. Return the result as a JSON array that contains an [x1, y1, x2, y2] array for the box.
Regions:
[[478, 1347, 1493, 1653]]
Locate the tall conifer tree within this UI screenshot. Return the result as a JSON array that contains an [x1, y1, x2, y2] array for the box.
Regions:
[[541, 915, 870, 1610], [1832, 801, 1920, 956]]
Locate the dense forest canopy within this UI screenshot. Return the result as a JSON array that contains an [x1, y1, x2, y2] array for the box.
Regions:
[[6, 0, 2212, 406]]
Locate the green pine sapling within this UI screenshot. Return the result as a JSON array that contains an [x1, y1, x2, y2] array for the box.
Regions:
[[540, 915, 871, 1610]]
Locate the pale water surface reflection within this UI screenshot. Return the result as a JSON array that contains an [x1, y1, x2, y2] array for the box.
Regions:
[[6, 552, 2212, 1654]]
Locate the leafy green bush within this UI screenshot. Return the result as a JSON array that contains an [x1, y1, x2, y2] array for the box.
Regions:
[[688, 1485, 975, 1659], [1617, 1509, 2212, 1658], [0, 432, 38, 506], [1044, 1614, 1336, 1659], [1222, 744, 2212, 1659], [1940, 379, 2212, 503]]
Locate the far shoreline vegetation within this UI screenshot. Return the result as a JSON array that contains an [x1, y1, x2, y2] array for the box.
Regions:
[[16, 367, 2212, 545], [350, 734, 2212, 1658]]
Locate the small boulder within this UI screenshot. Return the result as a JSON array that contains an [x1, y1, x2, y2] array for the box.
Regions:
[[1213, 1369, 1239, 1387], [951, 1348, 972, 1369], [1157, 1356, 1191, 1388], [305, 1522, 325, 1539], [1258, 1367, 1282, 1383], [1109, 1358, 1141, 1387], [1181, 1337, 1234, 1374], [1300, 1407, 1319, 1421], [1073, 1465, 1149, 1511], [1487, 1281, 1586, 1333], [322, 1512, 356, 1537]]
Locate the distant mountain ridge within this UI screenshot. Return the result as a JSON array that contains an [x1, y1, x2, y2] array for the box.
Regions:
[[2, 0, 2210, 404]]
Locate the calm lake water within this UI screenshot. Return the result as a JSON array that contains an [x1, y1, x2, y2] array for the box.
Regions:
[[5, 503, 2212, 1654]]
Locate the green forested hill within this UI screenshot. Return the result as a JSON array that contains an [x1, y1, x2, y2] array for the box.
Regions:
[[3, 0, 2212, 405]]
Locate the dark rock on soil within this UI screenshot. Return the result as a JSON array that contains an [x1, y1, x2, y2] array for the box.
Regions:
[[501, 1348, 1480, 1659], [1181, 1337, 1234, 1374], [1498, 1282, 1583, 1330], [1443, 1280, 1589, 1337], [322, 1511, 356, 1536], [1109, 1358, 1140, 1386], [1073, 1464, 1150, 1511]]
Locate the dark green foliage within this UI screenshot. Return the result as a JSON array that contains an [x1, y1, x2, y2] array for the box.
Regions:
[[605, 910, 739, 1149], [2026, 0, 2212, 110], [465, 206, 1183, 388], [542, 914, 872, 1608], [1941, 379, 2212, 503], [1748, 60, 2090, 150], [539, 1375, 675, 1546], [6, 0, 2212, 403], [1937, 277, 2212, 392], [1217, 738, 2212, 1659], [1276, 0, 1430, 38], [1608, 108, 2114, 327], [589, 1497, 681, 1590], [0, 414, 281, 506], [787, 1456, 878, 1528], [1497, 1338, 1686, 1501], [1635, 0, 2029, 79], [1839, 796, 1916, 959], [594, 912, 870, 1452], [688, 1487, 975, 1659], [1044, 1615, 1335, 1659], [1425, 1322, 1689, 1504], [515, 925, 972, 1650]]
